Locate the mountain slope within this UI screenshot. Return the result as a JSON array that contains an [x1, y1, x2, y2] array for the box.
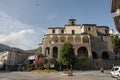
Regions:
[[0, 43, 24, 52], [0, 43, 11, 51]]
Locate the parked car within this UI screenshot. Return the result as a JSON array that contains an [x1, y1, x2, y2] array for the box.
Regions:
[[110, 66, 120, 78]]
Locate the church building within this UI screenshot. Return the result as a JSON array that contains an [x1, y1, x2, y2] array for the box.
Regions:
[[39, 19, 114, 60]]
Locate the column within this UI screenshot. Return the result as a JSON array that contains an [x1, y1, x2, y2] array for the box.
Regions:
[[58, 35, 60, 43], [73, 35, 76, 43], [50, 35, 53, 44], [50, 47, 53, 58], [65, 35, 68, 42]]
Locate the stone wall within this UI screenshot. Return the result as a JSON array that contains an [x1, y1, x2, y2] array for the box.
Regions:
[[88, 59, 120, 70]]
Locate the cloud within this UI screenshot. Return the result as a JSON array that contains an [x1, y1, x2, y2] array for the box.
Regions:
[[0, 11, 31, 33], [0, 11, 45, 50], [0, 29, 34, 49]]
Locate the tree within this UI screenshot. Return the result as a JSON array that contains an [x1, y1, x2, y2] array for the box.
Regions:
[[58, 42, 76, 69], [112, 37, 120, 47], [78, 56, 89, 70]]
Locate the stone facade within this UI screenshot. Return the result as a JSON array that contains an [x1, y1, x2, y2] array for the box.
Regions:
[[39, 19, 115, 60]]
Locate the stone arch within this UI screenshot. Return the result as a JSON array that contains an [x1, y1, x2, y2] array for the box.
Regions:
[[45, 47, 50, 57], [92, 51, 98, 59], [82, 36, 89, 43], [53, 47, 58, 58], [77, 47, 88, 57], [102, 51, 109, 59], [52, 36, 58, 42]]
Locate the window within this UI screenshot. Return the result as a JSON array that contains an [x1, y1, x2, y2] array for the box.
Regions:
[[61, 40, 64, 42], [88, 27, 91, 31], [55, 40, 58, 42], [52, 29, 55, 33], [105, 30, 108, 34], [72, 30, 75, 34], [4, 60, 6, 63], [71, 21, 75, 25], [61, 30, 64, 33], [100, 36, 104, 42], [115, 68, 119, 71]]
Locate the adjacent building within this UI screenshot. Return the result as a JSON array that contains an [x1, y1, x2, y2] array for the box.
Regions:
[[110, 0, 120, 32], [39, 19, 115, 60], [0, 49, 33, 70]]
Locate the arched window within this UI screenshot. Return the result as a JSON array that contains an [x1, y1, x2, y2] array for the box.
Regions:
[[53, 47, 58, 58], [88, 27, 91, 31], [45, 47, 50, 57], [77, 47, 88, 57], [92, 52, 98, 59], [102, 51, 109, 59]]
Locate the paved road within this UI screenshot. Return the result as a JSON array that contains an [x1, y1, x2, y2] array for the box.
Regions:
[[0, 70, 117, 80], [74, 71, 111, 77]]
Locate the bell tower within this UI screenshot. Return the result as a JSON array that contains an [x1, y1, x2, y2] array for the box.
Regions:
[[69, 19, 76, 25]]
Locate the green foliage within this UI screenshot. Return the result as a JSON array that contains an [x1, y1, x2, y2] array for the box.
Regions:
[[32, 69, 57, 72], [0, 43, 23, 52], [44, 63, 50, 69], [38, 65, 44, 70], [112, 37, 120, 47], [44, 58, 59, 70], [26, 46, 42, 54], [59, 42, 76, 68], [78, 56, 89, 69], [0, 43, 11, 50], [26, 64, 35, 71]]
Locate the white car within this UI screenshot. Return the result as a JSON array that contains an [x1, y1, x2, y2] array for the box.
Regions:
[[110, 66, 120, 78]]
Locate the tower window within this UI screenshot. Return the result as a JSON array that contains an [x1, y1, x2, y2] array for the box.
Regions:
[[71, 21, 75, 25], [72, 30, 75, 34], [88, 27, 91, 31], [69, 19, 76, 25]]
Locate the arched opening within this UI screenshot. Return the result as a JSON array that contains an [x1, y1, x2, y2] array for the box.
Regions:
[[45, 47, 50, 57], [102, 51, 109, 59], [77, 47, 88, 57], [53, 47, 58, 58], [92, 51, 98, 59]]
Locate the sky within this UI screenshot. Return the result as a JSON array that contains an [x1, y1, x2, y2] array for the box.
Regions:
[[0, 0, 117, 50]]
